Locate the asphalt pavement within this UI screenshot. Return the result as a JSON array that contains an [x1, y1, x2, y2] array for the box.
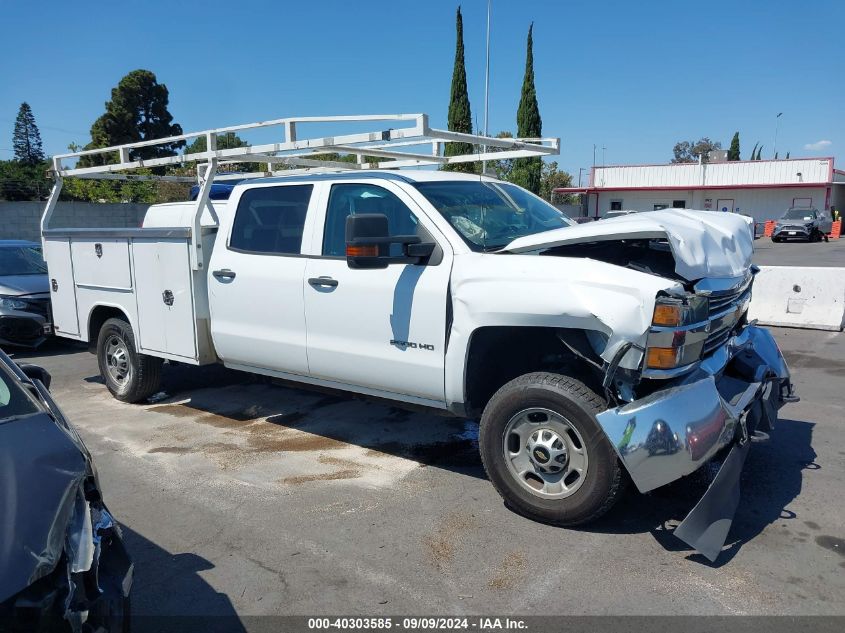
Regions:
[[9, 328, 845, 620], [753, 236, 845, 267]]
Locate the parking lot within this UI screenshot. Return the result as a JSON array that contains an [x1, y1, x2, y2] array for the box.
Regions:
[[753, 235, 845, 267], [9, 325, 844, 620]]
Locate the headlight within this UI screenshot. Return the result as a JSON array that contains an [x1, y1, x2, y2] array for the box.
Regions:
[[0, 296, 28, 311], [651, 296, 708, 327], [646, 296, 709, 370]]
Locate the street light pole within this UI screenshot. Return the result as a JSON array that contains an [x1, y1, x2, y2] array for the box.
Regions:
[[482, 0, 491, 174], [773, 112, 783, 159]]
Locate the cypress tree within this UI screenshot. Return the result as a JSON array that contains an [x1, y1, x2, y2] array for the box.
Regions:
[[755, 145, 764, 160], [444, 6, 476, 173], [511, 23, 542, 194], [750, 142, 759, 162], [727, 132, 740, 161], [12, 102, 45, 165]]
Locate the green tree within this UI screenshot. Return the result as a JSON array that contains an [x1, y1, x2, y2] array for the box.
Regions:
[[510, 23, 543, 194], [727, 132, 740, 161], [672, 137, 722, 163], [443, 6, 476, 173], [539, 161, 574, 203], [184, 132, 248, 154], [79, 69, 184, 167], [749, 142, 759, 162], [0, 159, 51, 201], [755, 145, 764, 160], [786, 151, 790, 159], [12, 102, 45, 165]]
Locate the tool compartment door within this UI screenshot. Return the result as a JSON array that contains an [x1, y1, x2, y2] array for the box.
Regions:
[[43, 238, 80, 336], [133, 238, 197, 359]]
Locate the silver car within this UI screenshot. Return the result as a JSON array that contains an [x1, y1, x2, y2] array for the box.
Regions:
[[0, 240, 52, 348], [772, 208, 833, 242]]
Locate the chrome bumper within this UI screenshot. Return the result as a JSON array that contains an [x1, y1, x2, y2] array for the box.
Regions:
[[597, 325, 793, 493]]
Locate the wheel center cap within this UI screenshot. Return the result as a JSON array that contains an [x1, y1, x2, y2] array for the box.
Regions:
[[532, 447, 550, 463]]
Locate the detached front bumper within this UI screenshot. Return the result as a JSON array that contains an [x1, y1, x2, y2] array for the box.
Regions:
[[597, 325, 793, 494], [597, 324, 795, 561]]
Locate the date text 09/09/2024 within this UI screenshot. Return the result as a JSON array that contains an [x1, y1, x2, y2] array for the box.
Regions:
[[307, 617, 528, 630]]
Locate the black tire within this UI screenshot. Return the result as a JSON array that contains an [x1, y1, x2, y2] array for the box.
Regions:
[[97, 317, 162, 403], [479, 372, 625, 526]]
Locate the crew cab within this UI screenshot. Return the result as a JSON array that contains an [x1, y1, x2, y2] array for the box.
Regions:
[[40, 115, 796, 561]]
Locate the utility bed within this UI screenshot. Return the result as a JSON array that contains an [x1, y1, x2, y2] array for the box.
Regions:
[[43, 227, 217, 364]]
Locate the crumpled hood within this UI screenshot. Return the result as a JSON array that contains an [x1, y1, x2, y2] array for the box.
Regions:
[[0, 413, 90, 602], [0, 274, 50, 296], [505, 210, 753, 281]]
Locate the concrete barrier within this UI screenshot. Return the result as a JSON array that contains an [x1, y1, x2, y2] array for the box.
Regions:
[[748, 266, 845, 331]]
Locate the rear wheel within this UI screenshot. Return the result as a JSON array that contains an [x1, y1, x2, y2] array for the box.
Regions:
[[479, 372, 625, 526], [97, 317, 162, 403]]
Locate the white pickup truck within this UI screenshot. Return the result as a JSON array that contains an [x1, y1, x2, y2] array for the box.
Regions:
[[41, 115, 795, 561]]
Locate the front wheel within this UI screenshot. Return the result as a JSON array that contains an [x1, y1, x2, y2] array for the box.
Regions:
[[479, 372, 625, 526], [97, 317, 162, 403]]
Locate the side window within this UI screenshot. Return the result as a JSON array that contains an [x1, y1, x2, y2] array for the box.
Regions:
[[229, 185, 313, 255], [323, 183, 420, 257]]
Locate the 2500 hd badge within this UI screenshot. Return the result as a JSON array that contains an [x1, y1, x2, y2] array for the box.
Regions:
[[390, 339, 435, 351]]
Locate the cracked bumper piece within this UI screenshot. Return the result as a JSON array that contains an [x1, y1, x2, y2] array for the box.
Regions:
[[596, 325, 794, 561]]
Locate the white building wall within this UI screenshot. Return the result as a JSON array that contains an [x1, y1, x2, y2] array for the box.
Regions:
[[592, 158, 832, 189], [594, 187, 828, 223]]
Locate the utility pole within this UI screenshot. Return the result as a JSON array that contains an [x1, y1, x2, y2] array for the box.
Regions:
[[773, 112, 783, 159], [482, 0, 491, 174], [602, 145, 606, 166], [592, 144, 596, 168]]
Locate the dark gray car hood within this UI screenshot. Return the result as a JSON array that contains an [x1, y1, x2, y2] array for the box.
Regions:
[[0, 412, 90, 602], [0, 274, 50, 296]]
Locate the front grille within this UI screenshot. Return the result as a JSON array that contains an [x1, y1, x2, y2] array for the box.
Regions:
[[0, 316, 43, 344], [20, 298, 51, 319], [702, 281, 753, 355], [779, 224, 807, 232]]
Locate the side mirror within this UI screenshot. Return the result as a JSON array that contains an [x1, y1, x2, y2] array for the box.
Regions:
[[345, 213, 435, 269], [345, 214, 390, 270], [17, 363, 52, 390]]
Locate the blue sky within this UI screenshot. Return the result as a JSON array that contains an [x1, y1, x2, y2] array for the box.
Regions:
[[1, 0, 842, 178]]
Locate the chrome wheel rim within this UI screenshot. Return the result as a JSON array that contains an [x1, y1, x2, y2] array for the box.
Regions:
[[502, 407, 589, 499], [105, 335, 131, 386]]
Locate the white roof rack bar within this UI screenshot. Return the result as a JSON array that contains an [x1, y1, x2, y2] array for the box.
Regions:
[[43, 112, 560, 271]]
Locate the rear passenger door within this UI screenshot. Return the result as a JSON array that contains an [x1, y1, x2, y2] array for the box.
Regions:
[[207, 184, 314, 376]]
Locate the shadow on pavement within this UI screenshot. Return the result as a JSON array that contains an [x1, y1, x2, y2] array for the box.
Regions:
[[121, 525, 247, 633], [585, 417, 816, 566]]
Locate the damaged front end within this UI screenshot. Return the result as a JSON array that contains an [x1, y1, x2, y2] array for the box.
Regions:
[[597, 324, 796, 561], [0, 356, 132, 632]]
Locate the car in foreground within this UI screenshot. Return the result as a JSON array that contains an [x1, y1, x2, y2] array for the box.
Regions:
[[0, 348, 132, 632], [0, 240, 52, 348], [772, 208, 832, 242]]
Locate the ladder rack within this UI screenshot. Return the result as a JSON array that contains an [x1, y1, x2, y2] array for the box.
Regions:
[[42, 112, 560, 270]]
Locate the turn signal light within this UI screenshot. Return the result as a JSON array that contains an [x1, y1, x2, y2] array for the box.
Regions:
[[652, 304, 683, 327], [646, 346, 682, 369], [346, 245, 379, 257]]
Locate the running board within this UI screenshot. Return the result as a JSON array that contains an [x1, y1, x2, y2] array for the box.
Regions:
[[673, 441, 750, 562]]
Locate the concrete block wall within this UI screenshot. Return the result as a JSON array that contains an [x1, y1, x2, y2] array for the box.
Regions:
[[0, 201, 149, 241]]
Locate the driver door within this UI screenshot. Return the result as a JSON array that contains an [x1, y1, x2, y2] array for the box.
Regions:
[[303, 181, 451, 403]]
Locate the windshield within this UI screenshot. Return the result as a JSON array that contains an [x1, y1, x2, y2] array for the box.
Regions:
[[0, 246, 47, 276], [782, 209, 815, 220], [414, 180, 574, 251]]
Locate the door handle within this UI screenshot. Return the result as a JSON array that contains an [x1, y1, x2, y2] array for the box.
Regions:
[[308, 276, 338, 288], [213, 269, 236, 280]]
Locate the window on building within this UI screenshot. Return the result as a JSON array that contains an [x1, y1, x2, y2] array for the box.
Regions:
[[610, 200, 623, 211], [672, 200, 686, 208], [229, 185, 313, 255], [323, 183, 420, 257]]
